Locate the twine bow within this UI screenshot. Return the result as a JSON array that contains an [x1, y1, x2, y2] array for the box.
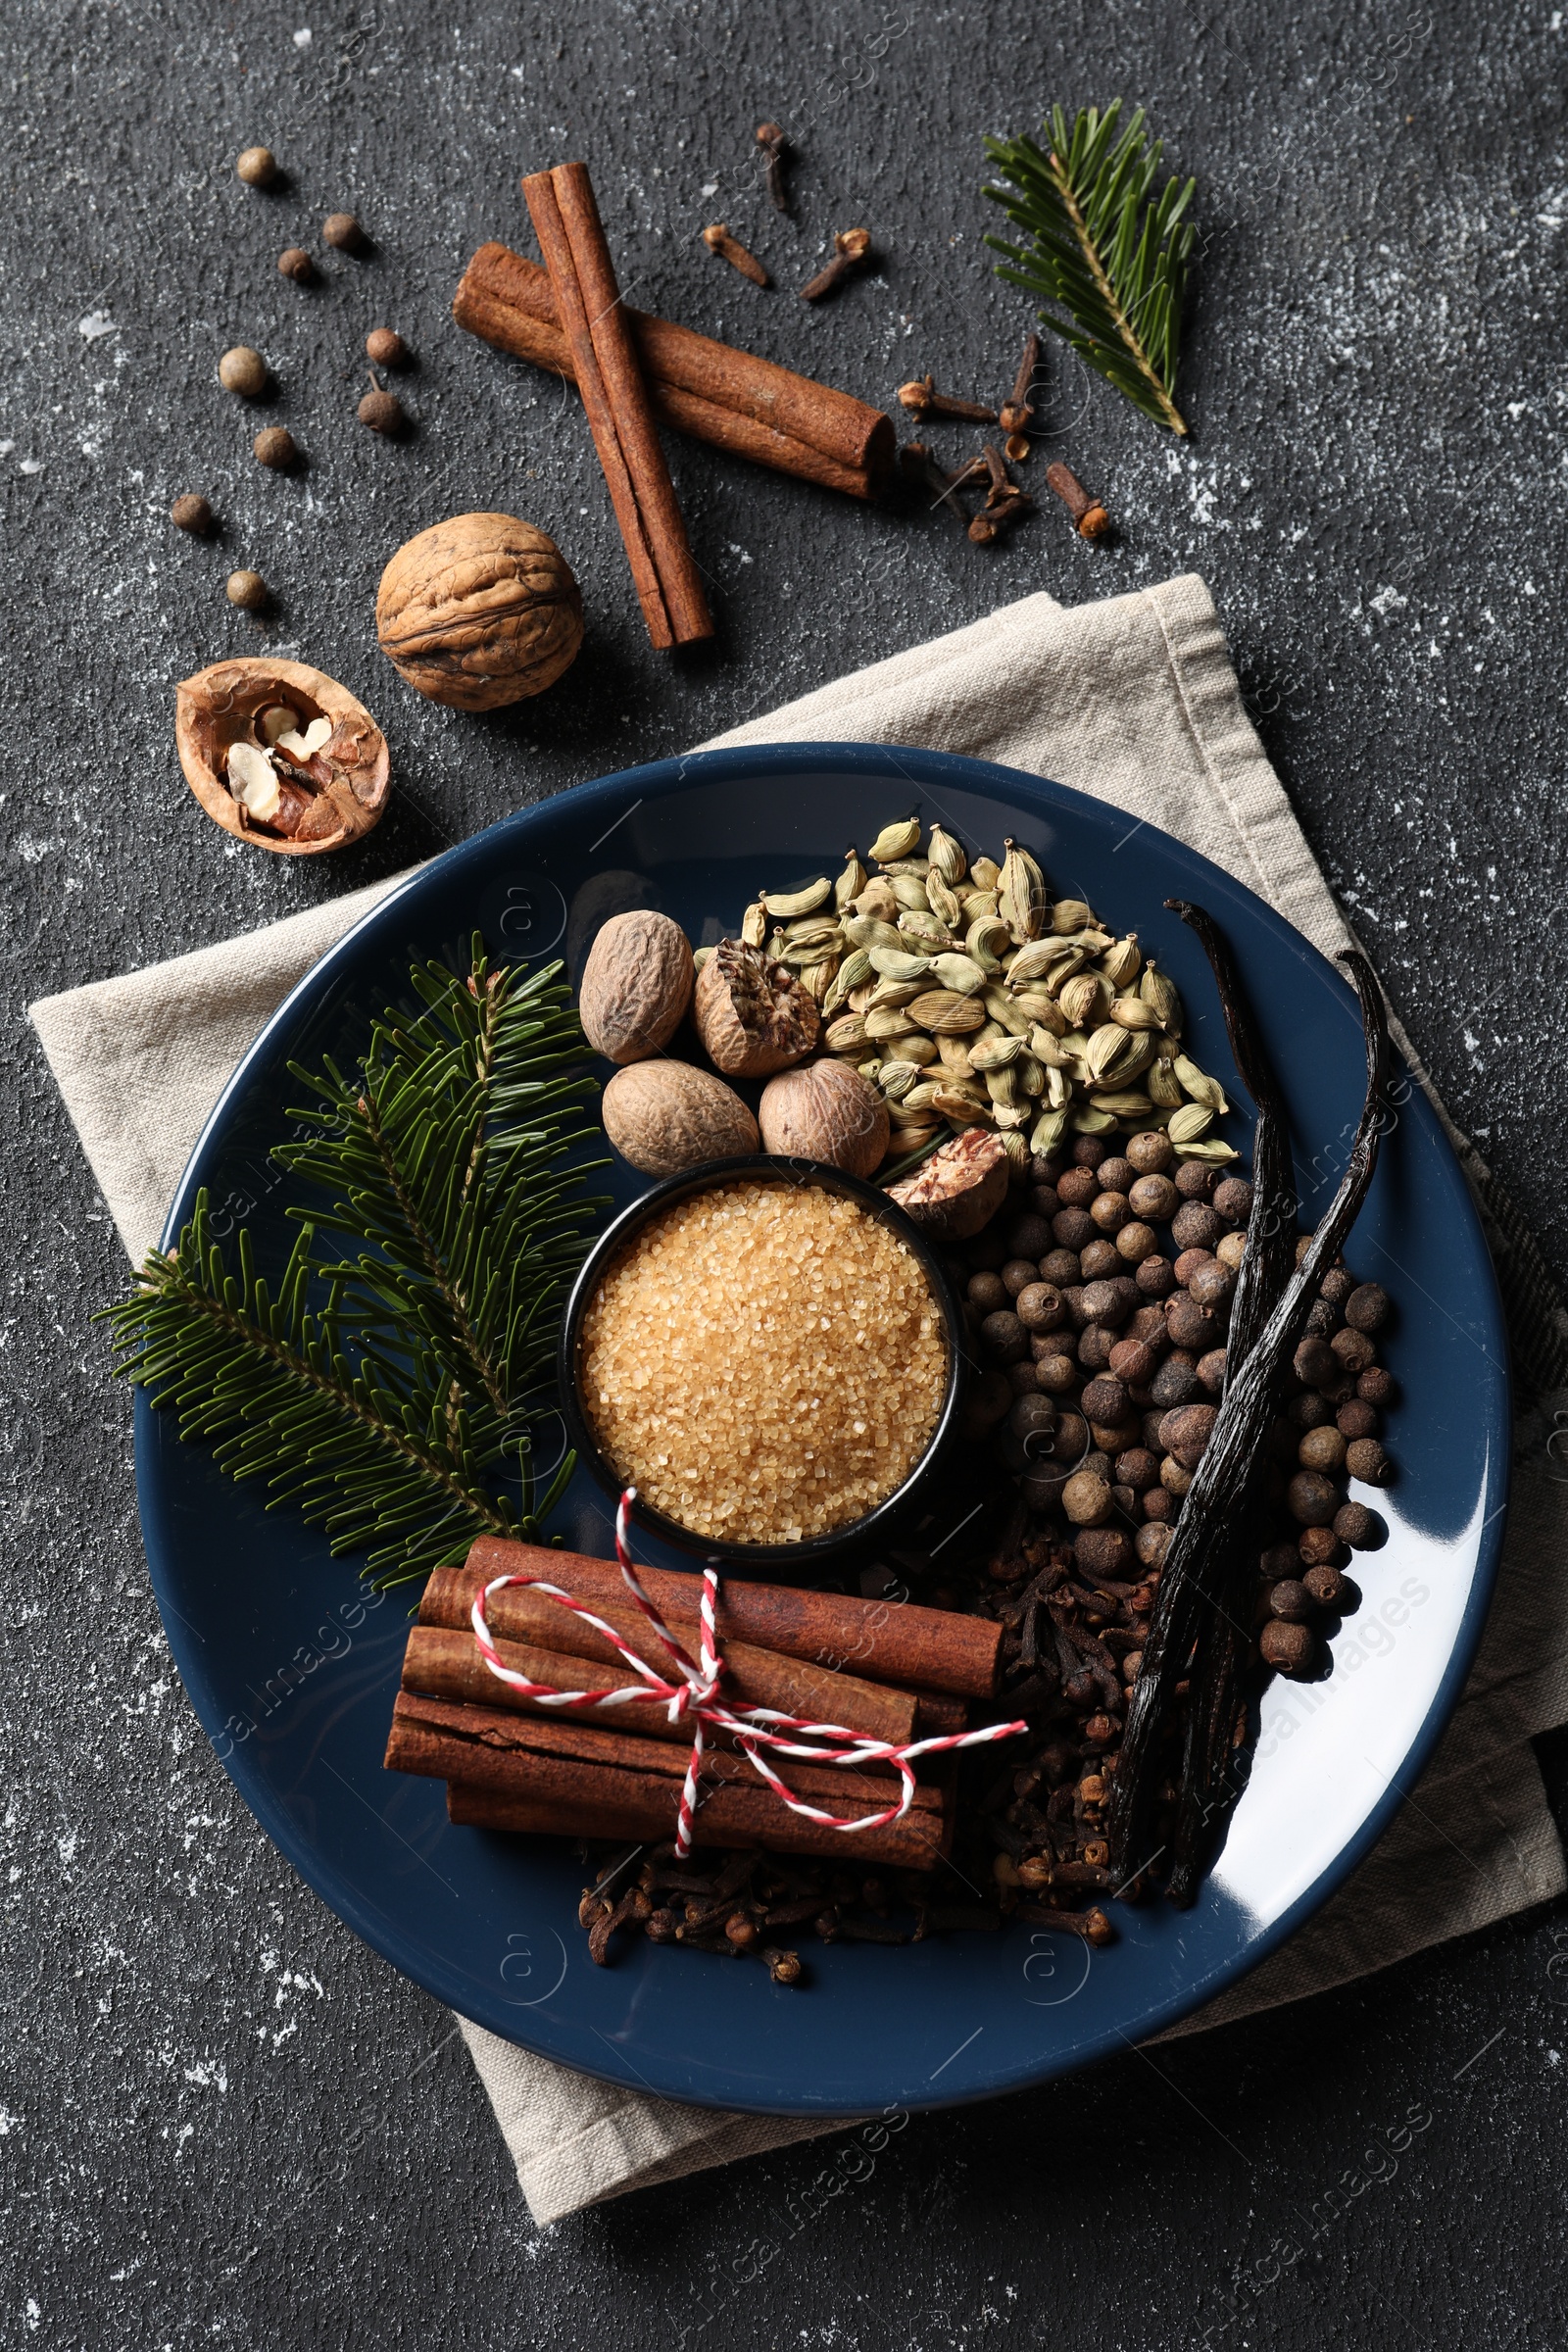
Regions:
[[469, 1488, 1029, 1859]]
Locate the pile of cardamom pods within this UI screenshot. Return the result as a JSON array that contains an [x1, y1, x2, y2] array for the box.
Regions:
[[737, 815, 1237, 1174]]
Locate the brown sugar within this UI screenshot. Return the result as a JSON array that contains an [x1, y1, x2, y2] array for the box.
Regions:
[[579, 1178, 949, 1544]]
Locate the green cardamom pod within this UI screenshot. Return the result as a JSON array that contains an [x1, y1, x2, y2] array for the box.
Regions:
[[869, 816, 922, 863], [1139, 961, 1182, 1034], [999, 838, 1050, 944], [1098, 931, 1142, 991], [1109, 994, 1164, 1031], [1059, 972, 1109, 1031], [1149, 1052, 1185, 1108], [926, 872, 963, 931], [842, 914, 905, 954], [979, 983, 1030, 1038], [898, 911, 952, 951], [867, 975, 926, 1008], [834, 849, 867, 909], [927, 824, 968, 887], [1016, 1052, 1046, 1099], [853, 878, 901, 924], [903, 1035, 938, 1066], [908, 989, 987, 1035], [967, 1032, 1026, 1071], [1030, 1104, 1071, 1156], [825, 1012, 868, 1054], [985, 1063, 1022, 1108], [1013, 991, 1066, 1036], [741, 901, 767, 950], [962, 889, 1001, 922], [1000, 1129, 1032, 1176], [891, 873, 932, 912], [1051, 898, 1093, 936], [930, 953, 988, 996], [1171, 1137, 1241, 1164], [1174, 1054, 1230, 1113], [878, 1059, 921, 1101], [760, 875, 832, 919], [966, 914, 1011, 972], [1166, 1101, 1216, 1145], [970, 855, 1003, 892], [864, 1005, 921, 1040], [869, 946, 933, 982], [1070, 1103, 1119, 1136], [1090, 1088, 1157, 1118]]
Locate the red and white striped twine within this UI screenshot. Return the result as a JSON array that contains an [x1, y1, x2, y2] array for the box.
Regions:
[[468, 1487, 1029, 1860]]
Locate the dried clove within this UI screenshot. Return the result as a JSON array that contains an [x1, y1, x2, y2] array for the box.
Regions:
[[703, 222, 770, 286], [897, 375, 999, 424], [900, 441, 980, 524], [801, 227, 871, 300], [1045, 462, 1111, 541], [756, 121, 790, 211], [999, 333, 1041, 461], [968, 445, 1034, 545]]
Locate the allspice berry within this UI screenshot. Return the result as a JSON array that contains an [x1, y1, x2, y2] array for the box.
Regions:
[[1260, 1618, 1316, 1675], [219, 345, 269, 397], [236, 145, 278, 188], [253, 426, 297, 470], [323, 211, 367, 252], [359, 386, 406, 435], [366, 327, 409, 367], [171, 493, 214, 535], [277, 247, 314, 283], [225, 568, 268, 612]]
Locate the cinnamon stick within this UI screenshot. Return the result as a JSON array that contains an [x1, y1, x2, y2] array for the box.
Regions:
[[402, 1617, 917, 1748], [521, 163, 712, 649], [386, 1690, 949, 1869], [444, 1542, 1004, 1699], [454, 241, 896, 499]]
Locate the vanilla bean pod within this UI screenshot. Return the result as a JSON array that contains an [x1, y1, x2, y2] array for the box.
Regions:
[[1108, 951, 1390, 1878], [1159, 899, 1299, 1901]]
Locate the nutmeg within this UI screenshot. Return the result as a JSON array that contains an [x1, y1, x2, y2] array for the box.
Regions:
[[757, 1059, 889, 1180], [601, 1061, 759, 1176], [375, 512, 584, 710], [578, 911, 694, 1064], [694, 939, 818, 1076]]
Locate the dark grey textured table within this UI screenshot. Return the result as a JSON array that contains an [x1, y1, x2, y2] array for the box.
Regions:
[[5, 2, 1567, 2342]]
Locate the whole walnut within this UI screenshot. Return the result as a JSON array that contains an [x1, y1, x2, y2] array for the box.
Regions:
[[375, 513, 583, 710], [758, 1059, 889, 1180], [579, 911, 694, 1064], [694, 939, 818, 1076]]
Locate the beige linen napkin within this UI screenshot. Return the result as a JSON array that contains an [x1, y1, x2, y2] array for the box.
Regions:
[[32, 575, 1568, 2227]]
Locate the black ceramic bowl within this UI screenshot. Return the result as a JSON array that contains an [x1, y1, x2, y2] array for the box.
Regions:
[[557, 1154, 969, 1572]]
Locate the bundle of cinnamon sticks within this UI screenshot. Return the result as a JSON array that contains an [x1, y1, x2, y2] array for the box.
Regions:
[[384, 1536, 1004, 1872]]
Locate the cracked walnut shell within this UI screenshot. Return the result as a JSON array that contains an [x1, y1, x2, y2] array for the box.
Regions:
[[374, 512, 584, 710], [174, 657, 390, 856], [694, 938, 819, 1077]]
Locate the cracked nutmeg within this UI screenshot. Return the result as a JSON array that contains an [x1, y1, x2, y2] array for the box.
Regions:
[[174, 657, 390, 856], [374, 511, 584, 710], [693, 938, 820, 1077]]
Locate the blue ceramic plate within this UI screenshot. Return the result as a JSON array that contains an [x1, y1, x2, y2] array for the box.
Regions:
[[136, 745, 1507, 2115]]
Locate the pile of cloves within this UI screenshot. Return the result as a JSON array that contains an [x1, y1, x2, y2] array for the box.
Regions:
[[894, 332, 1112, 549]]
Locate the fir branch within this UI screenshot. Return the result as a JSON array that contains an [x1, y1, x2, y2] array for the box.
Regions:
[[983, 101, 1197, 435], [103, 943, 611, 1588]]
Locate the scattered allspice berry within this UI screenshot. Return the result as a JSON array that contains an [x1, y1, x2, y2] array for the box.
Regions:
[[365, 326, 410, 368], [219, 345, 269, 397], [322, 211, 367, 253], [253, 425, 298, 470], [277, 246, 314, 284], [171, 493, 215, 535], [236, 145, 278, 188], [226, 569, 268, 612], [358, 381, 406, 435]]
